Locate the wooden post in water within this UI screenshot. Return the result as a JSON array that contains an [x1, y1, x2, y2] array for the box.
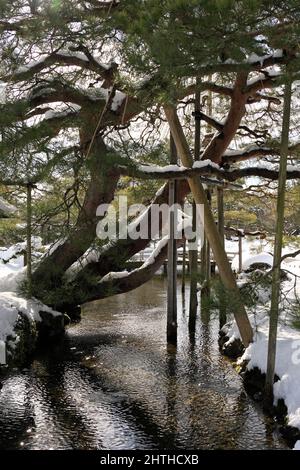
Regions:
[[238, 234, 243, 273], [205, 189, 211, 284], [167, 134, 178, 343], [26, 183, 32, 299], [217, 186, 227, 326], [217, 188, 225, 248], [189, 84, 201, 332], [181, 238, 186, 292], [201, 188, 211, 301]]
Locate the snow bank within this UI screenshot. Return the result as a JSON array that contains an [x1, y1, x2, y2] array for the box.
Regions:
[[0, 292, 61, 339], [223, 308, 300, 433], [0, 237, 43, 291], [0, 292, 62, 365], [222, 238, 300, 437], [242, 252, 273, 270], [0, 242, 64, 366]]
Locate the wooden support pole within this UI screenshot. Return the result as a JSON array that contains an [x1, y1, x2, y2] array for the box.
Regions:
[[182, 238, 186, 292], [217, 186, 226, 327], [205, 189, 211, 286], [238, 235, 243, 273], [164, 104, 253, 347], [264, 75, 292, 410], [26, 183, 32, 299], [217, 187, 225, 248], [167, 134, 178, 343], [189, 83, 201, 331]]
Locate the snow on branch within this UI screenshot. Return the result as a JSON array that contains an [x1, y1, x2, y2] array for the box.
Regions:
[[222, 142, 300, 164], [120, 159, 300, 183], [197, 49, 286, 76], [82, 236, 172, 303], [6, 50, 116, 85]]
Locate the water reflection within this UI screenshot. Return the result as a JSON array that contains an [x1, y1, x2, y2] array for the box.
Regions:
[[0, 278, 287, 449]]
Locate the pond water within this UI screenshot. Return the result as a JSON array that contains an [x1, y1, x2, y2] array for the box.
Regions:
[[0, 279, 288, 450]]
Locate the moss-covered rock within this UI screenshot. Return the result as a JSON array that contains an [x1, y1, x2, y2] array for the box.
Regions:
[[1, 307, 64, 370], [218, 329, 245, 359], [6, 311, 38, 367]]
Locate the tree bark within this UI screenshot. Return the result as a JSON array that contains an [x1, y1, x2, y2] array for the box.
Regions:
[[201, 74, 248, 164], [33, 136, 120, 294], [74, 180, 190, 281]]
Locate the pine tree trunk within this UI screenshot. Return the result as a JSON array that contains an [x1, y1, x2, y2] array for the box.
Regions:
[[264, 76, 292, 410], [164, 104, 253, 346], [32, 136, 119, 293]]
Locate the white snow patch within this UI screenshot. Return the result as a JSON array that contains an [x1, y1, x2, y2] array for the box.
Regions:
[[111, 91, 126, 111], [0, 197, 17, 215], [223, 304, 300, 433], [99, 270, 130, 284], [44, 105, 80, 120], [138, 159, 220, 174], [242, 252, 273, 270], [56, 50, 89, 62], [0, 292, 61, 344], [239, 315, 300, 431]]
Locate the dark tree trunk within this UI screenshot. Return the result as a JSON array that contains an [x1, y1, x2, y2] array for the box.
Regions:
[[33, 136, 120, 296]]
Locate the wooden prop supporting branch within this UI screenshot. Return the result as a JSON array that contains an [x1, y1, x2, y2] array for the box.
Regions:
[[164, 104, 253, 347], [264, 76, 292, 409], [167, 134, 178, 343], [181, 238, 186, 292], [203, 189, 211, 298], [238, 235, 243, 273], [26, 183, 33, 299], [217, 186, 227, 327], [189, 85, 201, 331], [217, 188, 225, 247]]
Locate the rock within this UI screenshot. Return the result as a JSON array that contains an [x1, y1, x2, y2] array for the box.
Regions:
[[6, 311, 38, 367], [64, 305, 81, 322], [37, 310, 64, 341], [236, 365, 300, 448], [1, 308, 64, 369], [218, 331, 244, 359]]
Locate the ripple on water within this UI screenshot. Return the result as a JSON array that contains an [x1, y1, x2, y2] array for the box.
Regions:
[[0, 279, 289, 450]]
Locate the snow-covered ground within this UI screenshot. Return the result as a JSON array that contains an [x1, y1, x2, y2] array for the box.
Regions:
[[0, 238, 61, 364], [223, 309, 300, 435], [222, 236, 300, 444]]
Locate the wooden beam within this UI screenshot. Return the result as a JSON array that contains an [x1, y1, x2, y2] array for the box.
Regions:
[[238, 235, 243, 273]]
